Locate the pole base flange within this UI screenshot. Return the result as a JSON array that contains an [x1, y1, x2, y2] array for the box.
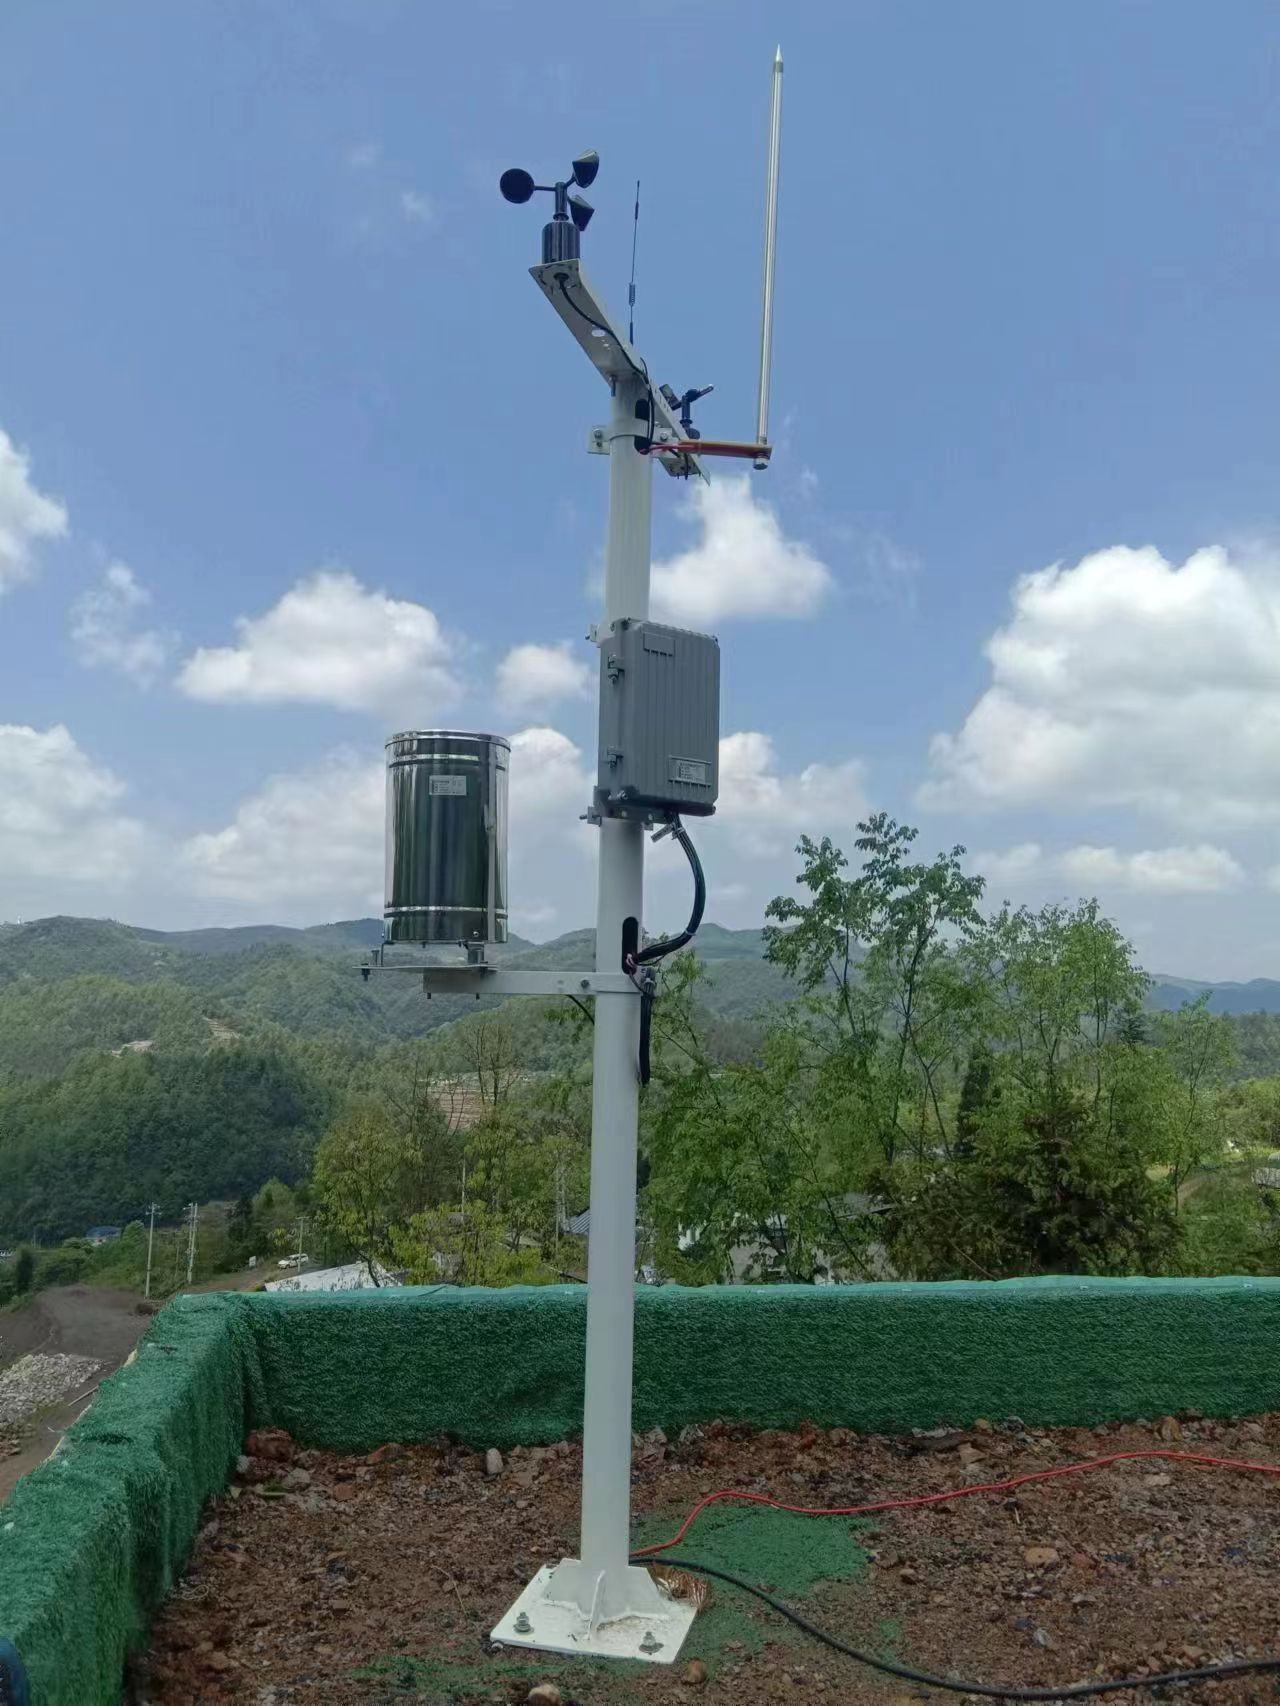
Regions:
[[490, 1559, 696, 1664]]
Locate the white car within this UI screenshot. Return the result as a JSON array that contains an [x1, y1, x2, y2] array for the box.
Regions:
[[277, 1253, 309, 1269]]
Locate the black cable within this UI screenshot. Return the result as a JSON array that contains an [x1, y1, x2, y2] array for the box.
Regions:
[[637, 1555, 1280, 1700], [555, 273, 657, 452], [565, 994, 594, 1025], [638, 982, 654, 1087], [631, 818, 704, 1086], [634, 820, 705, 966]]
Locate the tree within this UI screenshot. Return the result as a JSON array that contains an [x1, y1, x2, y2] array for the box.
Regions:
[[391, 1202, 552, 1288], [646, 818, 990, 1282], [883, 900, 1182, 1278], [312, 1108, 414, 1280], [1149, 996, 1236, 1209], [12, 1245, 35, 1294]]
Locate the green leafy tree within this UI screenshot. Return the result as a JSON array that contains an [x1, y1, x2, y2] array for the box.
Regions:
[[12, 1245, 36, 1294], [391, 1202, 553, 1287]]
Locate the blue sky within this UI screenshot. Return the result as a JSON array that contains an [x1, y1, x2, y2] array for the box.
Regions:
[[1, 1, 1278, 976]]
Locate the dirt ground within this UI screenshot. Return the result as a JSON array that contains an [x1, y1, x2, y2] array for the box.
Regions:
[[0, 1273, 261, 1502], [0, 1284, 153, 1500], [139, 1411, 1280, 1706]]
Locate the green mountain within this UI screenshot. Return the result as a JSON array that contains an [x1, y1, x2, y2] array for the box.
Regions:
[[1148, 974, 1280, 1016], [4, 913, 1280, 1242]]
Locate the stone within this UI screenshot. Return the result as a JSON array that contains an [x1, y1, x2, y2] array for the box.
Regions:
[[330, 1482, 357, 1502], [681, 1659, 709, 1687], [486, 1448, 504, 1476], [898, 1566, 920, 1584], [1157, 1416, 1182, 1442], [245, 1429, 294, 1463], [957, 1443, 982, 1467], [1032, 1627, 1055, 1650], [1023, 1546, 1060, 1568], [366, 1442, 407, 1466], [205, 1651, 233, 1672], [235, 1455, 252, 1477], [972, 1417, 994, 1433], [282, 1467, 312, 1489], [526, 1686, 563, 1706]]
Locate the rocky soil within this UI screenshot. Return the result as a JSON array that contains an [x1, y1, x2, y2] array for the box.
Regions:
[[139, 1412, 1280, 1705], [0, 1350, 101, 1425]]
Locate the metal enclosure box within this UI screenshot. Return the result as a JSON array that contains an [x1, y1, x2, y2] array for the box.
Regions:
[[596, 620, 719, 818], [384, 730, 510, 945]]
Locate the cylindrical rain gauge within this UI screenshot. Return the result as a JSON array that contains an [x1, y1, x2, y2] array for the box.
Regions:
[[384, 730, 510, 945]]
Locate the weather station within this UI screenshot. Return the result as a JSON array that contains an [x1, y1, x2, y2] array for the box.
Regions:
[[364, 49, 785, 1666]]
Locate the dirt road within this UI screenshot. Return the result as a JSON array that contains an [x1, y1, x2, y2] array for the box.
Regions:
[[0, 1285, 152, 1502]]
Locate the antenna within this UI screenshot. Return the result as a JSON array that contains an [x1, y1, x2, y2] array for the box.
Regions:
[[754, 44, 784, 469], [628, 178, 640, 344]]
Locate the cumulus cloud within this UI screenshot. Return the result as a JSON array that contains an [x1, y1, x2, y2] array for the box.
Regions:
[[180, 724, 596, 928], [496, 641, 592, 713], [70, 562, 175, 685], [922, 543, 1280, 825], [181, 750, 384, 907], [176, 569, 463, 716], [0, 428, 68, 596], [716, 731, 868, 858], [176, 723, 870, 933], [0, 725, 144, 898], [651, 477, 833, 625], [974, 840, 1245, 896]]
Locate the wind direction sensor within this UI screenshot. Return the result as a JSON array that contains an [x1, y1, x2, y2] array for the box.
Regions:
[[369, 49, 787, 1669]]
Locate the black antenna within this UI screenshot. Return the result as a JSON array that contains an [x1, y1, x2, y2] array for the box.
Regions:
[[628, 178, 640, 343]]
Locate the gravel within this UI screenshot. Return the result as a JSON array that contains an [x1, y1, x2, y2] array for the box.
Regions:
[[0, 1352, 101, 1425]]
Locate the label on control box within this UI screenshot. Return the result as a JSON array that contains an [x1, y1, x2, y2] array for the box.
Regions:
[[429, 774, 467, 797], [670, 757, 709, 785]]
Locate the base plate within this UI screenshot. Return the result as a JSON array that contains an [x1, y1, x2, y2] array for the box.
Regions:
[[491, 1561, 697, 1664]]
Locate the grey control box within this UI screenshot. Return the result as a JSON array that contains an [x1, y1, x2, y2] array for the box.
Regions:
[[596, 619, 720, 818]]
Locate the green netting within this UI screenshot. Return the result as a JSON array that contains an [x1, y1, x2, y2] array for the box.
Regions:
[[0, 1294, 263, 1706], [4, 1274, 1280, 1704], [247, 1274, 1280, 1451]]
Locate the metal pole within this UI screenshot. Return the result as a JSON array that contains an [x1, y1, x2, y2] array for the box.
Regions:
[[144, 1202, 156, 1300], [578, 372, 652, 1593], [185, 1202, 197, 1286], [754, 45, 784, 466]]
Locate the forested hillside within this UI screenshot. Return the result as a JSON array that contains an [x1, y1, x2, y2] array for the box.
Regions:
[[3, 903, 1280, 1247]]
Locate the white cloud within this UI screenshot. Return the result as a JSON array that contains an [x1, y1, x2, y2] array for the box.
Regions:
[[0, 428, 68, 596], [180, 750, 384, 907], [973, 842, 1045, 887], [176, 569, 463, 716], [0, 725, 144, 895], [651, 476, 834, 625], [1060, 843, 1245, 894], [70, 562, 174, 685], [716, 731, 868, 858], [496, 641, 592, 713], [345, 141, 380, 170], [400, 189, 434, 225], [922, 543, 1280, 824], [975, 840, 1245, 896], [179, 724, 595, 928]]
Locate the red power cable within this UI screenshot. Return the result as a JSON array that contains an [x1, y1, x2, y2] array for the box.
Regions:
[[633, 1446, 1280, 1559]]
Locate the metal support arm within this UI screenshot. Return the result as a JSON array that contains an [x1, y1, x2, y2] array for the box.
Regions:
[[364, 963, 636, 999]]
